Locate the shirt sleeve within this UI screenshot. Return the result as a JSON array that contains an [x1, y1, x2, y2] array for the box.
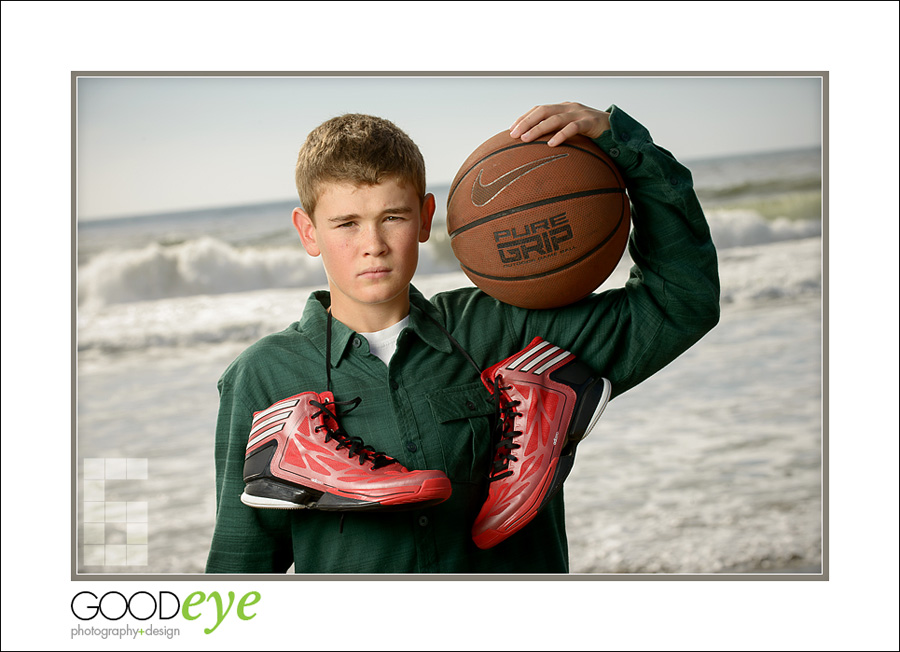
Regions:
[[515, 104, 721, 397], [205, 369, 294, 573]]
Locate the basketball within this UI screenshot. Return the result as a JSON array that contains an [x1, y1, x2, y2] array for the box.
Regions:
[[446, 131, 630, 309]]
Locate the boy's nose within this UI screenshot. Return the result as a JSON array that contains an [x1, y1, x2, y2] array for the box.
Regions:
[[363, 225, 388, 256]]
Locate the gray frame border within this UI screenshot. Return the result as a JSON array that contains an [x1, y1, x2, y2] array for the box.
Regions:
[[71, 70, 828, 582]]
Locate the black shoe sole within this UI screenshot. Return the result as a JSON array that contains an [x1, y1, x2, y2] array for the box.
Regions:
[[241, 478, 449, 512]]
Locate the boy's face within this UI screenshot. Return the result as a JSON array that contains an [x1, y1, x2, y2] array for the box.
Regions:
[[292, 178, 435, 328]]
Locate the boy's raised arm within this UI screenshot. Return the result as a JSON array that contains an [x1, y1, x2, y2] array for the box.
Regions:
[[510, 103, 720, 398]]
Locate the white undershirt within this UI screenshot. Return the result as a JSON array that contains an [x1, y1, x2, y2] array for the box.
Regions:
[[358, 316, 410, 366]]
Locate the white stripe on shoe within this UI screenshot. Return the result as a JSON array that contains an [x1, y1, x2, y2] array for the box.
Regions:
[[507, 340, 552, 370]]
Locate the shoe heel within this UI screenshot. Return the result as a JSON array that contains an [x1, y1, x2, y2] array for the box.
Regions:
[[241, 478, 322, 509], [567, 376, 612, 444], [549, 356, 612, 442], [243, 441, 277, 482], [243, 441, 323, 508]]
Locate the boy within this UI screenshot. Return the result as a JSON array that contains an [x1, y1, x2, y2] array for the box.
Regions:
[[205, 102, 720, 573]]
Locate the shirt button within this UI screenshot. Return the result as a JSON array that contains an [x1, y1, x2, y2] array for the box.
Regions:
[[609, 147, 620, 158], [406, 442, 418, 453], [352, 337, 362, 348], [390, 379, 399, 390], [620, 132, 630, 142], [466, 400, 476, 411], [418, 516, 429, 527], [669, 176, 679, 186]]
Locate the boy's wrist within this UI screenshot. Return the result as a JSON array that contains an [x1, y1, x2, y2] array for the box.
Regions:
[[592, 105, 648, 171], [593, 105, 693, 196]]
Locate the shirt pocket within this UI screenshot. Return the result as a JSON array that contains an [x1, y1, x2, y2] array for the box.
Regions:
[[425, 381, 495, 484]]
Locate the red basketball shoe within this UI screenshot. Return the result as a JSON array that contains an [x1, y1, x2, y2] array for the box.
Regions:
[[240, 391, 452, 511], [472, 338, 612, 549]]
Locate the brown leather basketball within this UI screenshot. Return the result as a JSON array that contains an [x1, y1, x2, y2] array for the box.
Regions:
[[446, 131, 630, 309]]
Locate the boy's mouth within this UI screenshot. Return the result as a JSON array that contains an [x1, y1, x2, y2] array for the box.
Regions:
[[358, 267, 392, 279]]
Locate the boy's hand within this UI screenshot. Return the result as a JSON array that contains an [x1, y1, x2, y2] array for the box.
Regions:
[[509, 102, 611, 147]]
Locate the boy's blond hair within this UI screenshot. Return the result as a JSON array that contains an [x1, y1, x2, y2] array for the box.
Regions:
[[295, 113, 427, 217]]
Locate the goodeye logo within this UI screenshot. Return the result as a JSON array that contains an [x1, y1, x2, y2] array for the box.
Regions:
[[70, 589, 261, 638]]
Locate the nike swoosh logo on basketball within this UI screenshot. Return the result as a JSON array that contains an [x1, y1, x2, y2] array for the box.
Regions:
[[471, 152, 568, 207]]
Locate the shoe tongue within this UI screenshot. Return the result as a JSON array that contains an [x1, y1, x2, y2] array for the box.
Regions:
[[316, 391, 339, 422]]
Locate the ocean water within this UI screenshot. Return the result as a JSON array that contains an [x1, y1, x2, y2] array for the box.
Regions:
[[75, 147, 824, 575]]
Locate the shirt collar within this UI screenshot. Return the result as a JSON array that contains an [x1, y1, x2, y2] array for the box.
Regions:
[[297, 285, 453, 366], [408, 285, 454, 355]]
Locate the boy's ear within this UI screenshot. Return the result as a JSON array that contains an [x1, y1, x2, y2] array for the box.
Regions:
[[419, 193, 436, 243], [292, 207, 320, 257]]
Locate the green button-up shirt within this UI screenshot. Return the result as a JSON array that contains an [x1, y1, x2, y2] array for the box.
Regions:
[[206, 105, 720, 574]]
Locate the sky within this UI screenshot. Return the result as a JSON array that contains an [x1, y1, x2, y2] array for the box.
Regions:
[[76, 74, 823, 220]]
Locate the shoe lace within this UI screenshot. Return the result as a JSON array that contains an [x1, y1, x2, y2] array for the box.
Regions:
[[486, 373, 523, 482], [308, 397, 398, 470]]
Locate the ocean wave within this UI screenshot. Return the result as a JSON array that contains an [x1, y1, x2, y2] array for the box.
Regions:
[[717, 237, 821, 305], [77, 237, 325, 308], [696, 175, 821, 200], [706, 209, 821, 249], [77, 209, 821, 309], [77, 234, 821, 356]]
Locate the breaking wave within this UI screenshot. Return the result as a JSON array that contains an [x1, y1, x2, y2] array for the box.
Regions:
[[77, 237, 325, 308]]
